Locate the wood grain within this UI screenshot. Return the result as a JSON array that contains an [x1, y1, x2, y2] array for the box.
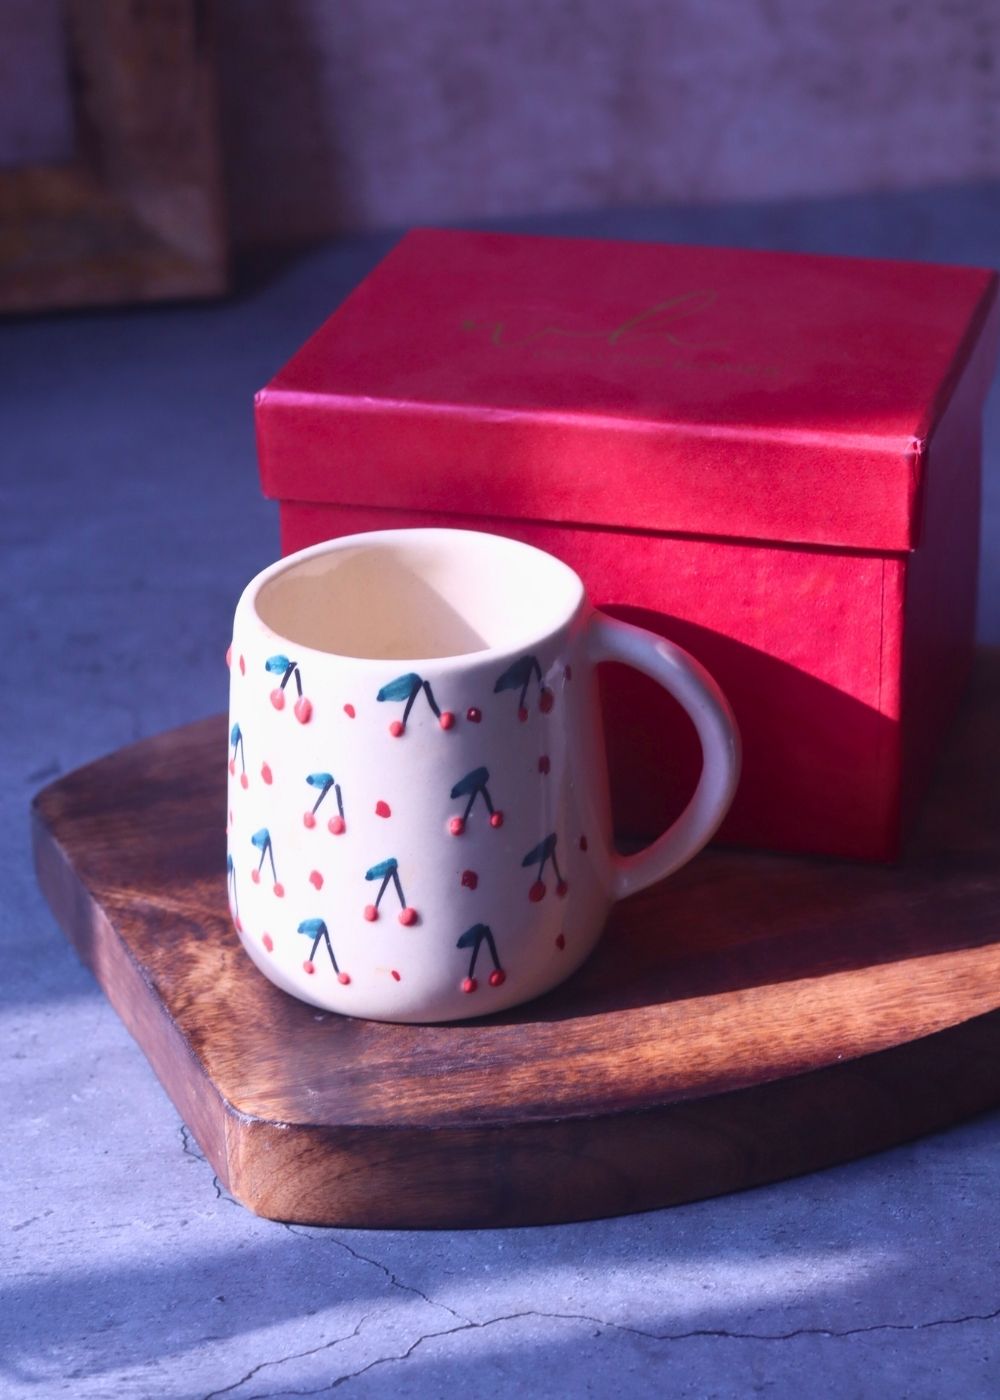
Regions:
[[31, 651, 1000, 1227]]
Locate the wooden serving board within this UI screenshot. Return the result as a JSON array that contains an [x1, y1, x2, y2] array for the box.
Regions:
[[32, 651, 1000, 1228]]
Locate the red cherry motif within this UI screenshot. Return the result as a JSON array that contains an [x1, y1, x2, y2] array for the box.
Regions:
[[328, 815, 346, 835], [439, 711, 455, 730], [309, 870, 323, 890], [270, 688, 285, 711], [273, 882, 285, 898], [239, 655, 246, 675], [467, 707, 482, 723], [518, 706, 529, 723], [449, 817, 465, 836], [344, 703, 356, 718], [228, 759, 236, 776], [303, 960, 316, 975], [461, 869, 478, 890], [337, 971, 351, 985], [529, 880, 546, 903], [539, 687, 554, 714], [538, 755, 551, 775], [364, 904, 378, 922], [251, 869, 260, 885], [489, 811, 504, 828], [262, 933, 273, 952], [556, 880, 569, 897], [226, 644, 233, 669], [462, 977, 478, 994], [303, 812, 317, 829], [240, 773, 249, 790], [489, 969, 506, 987], [556, 933, 566, 950], [398, 907, 418, 926], [389, 720, 405, 737], [375, 800, 391, 818], [261, 763, 273, 785], [294, 696, 312, 724], [391, 969, 401, 982], [234, 915, 242, 933]]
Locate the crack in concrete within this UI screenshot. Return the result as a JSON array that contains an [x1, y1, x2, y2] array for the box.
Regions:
[[179, 1124, 239, 1206], [281, 1226, 471, 1326], [238, 1302, 1000, 1398], [200, 1317, 368, 1400]]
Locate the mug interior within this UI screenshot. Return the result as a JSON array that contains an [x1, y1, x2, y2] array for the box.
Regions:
[[252, 531, 584, 661]]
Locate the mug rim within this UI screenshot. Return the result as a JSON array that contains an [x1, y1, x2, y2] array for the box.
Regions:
[[237, 528, 588, 671]]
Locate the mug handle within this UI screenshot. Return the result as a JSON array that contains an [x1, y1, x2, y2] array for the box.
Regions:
[[587, 612, 741, 900]]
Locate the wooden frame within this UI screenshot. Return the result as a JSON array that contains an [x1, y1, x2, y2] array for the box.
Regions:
[[0, 0, 228, 314]]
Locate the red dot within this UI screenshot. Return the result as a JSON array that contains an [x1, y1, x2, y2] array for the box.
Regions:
[[539, 687, 554, 714], [462, 977, 478, 994], [251, 869, 261, 885], [556, 880, 569, 897], [273, 882, 285, 898], [228, 758, 236, 776], [337, 971, 351, 985], [489, 811, 504, 828], [579, 835, 589, 852], [449, 816, 465, 836], [398, 907, 417, 926], [328, 815, 346, 835], [294, 696, 312, 724], [239, 655, 246, 675], [270, 688, 285, 711], [261, 763, 273, 785], [391, 969, 401, 982], [467, 707, 482, 723], [389, 719, 404, 737], [489, 969, 506, 988], [440, 711, 455, 730], [529, 880, 546, 903], [240, 773, 249, 789], [309, 870, 323, 890], [375, 800, 391, 818], [538, 755, 551, 774], [556, 933, 566, 950], [225, 644, 233, 669], [262, 932, 273, 952], [364, 904, 378, 922], [303, 960, 316, 975], [303, 811, 317, 829], [518, 706, 528, 723], [344, 703, 356, 718], [461, 869, 478, 890]]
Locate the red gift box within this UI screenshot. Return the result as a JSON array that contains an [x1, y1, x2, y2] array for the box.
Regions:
[[255, 229, 999, 860]]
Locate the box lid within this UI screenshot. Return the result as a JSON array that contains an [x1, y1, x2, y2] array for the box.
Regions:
[[256, 230, 999, 551]]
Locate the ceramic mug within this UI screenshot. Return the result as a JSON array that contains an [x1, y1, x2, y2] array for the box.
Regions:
[[226, 528, 740, 1023]]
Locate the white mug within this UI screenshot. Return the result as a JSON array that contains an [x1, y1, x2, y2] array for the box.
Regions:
[[226, 529, 740, 1022]]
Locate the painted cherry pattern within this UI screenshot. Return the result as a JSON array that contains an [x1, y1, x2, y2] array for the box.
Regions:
[[522, 833, 568, 902], [304, 771, 346, 833], [448, 766, 504, 835], [377, 672, 455, 735], [297, 918, 350, 982], [250, 827, 284, 897], [229, 723, 248, 789], [363, 857, 417, 924], [226, 853, 241, 931], [456, 922, 506, 992], [266, 654, 312, 723], [494, 654, 554, 720]]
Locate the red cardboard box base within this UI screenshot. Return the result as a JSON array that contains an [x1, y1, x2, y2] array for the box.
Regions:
[[256, 230, 1000, 861]]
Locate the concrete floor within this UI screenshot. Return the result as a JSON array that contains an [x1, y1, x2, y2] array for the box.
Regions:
[[4, 190, 1000, 1398]]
